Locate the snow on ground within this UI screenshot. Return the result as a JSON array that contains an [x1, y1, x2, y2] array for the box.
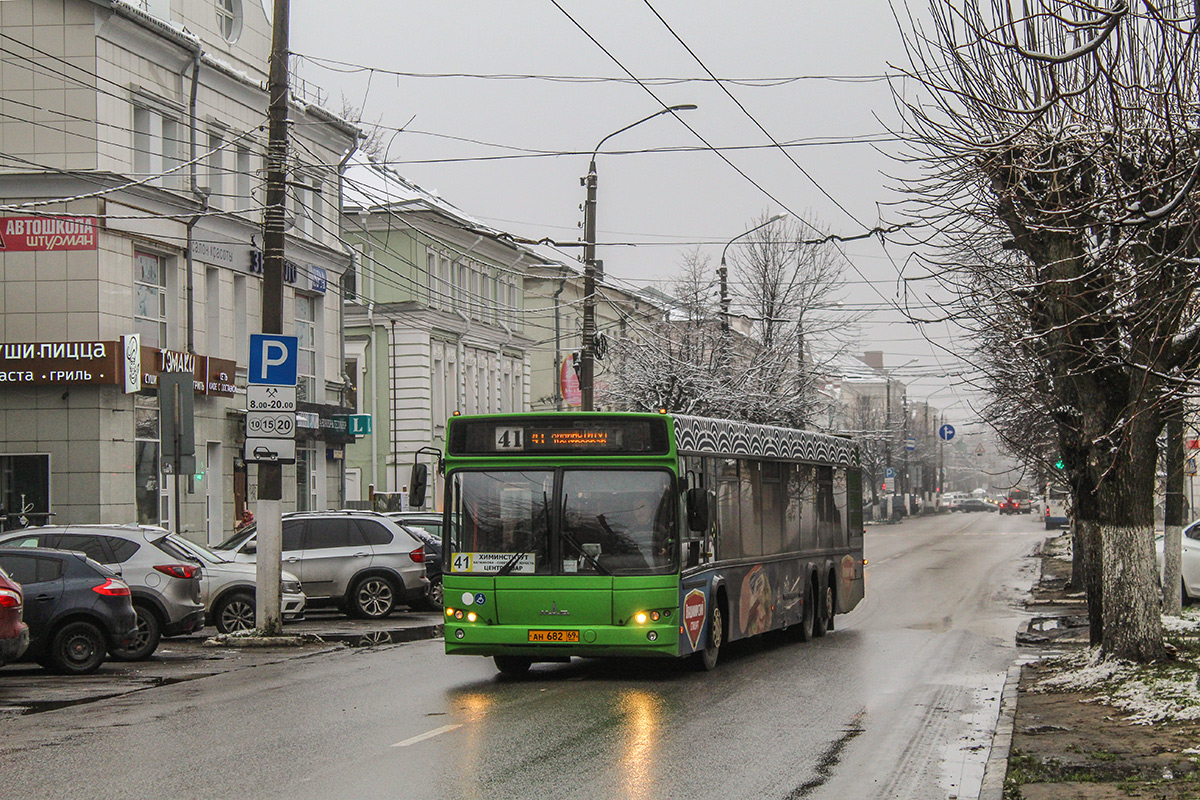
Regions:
[[1032, 607, 1200, 725]]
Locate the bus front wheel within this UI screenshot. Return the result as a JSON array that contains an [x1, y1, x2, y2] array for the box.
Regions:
[[494, 655, 532, 676], [697, 604, 723, 671]]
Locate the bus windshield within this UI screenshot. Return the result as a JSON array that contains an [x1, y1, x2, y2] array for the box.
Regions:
[[449, 469, 675, 576]]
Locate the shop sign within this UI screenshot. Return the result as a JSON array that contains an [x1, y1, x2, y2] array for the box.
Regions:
[[0, 340, 119, 386], [139, 346, 237, 397], [0, 215, 97, 251], [294, 403, 355, 444]]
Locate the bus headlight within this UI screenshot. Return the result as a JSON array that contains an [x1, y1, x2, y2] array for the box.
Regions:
[[467, 612, 477, 622], [635, 612, 648, 624]]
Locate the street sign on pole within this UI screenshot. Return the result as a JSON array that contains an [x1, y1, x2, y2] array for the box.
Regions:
[[885, 467, 895, 480], [906, 437, 916, 452], [939, 424, 955, 441], [248, 333, 298, 386]]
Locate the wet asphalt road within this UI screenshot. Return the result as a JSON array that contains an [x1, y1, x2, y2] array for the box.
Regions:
[[0, 511, 1045, 800]]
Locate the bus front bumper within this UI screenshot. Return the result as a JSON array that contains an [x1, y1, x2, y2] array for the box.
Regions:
[[444, 623, 682, 659]]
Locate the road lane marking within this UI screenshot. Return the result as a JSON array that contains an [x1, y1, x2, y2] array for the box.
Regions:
[[392, 724, 462, 747]]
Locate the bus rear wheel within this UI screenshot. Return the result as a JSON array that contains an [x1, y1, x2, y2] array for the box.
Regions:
[[814, 581, 834, 637], [794, 583, 816, 642], [697, 604, 723, 671], [494, 655, 532, 676]]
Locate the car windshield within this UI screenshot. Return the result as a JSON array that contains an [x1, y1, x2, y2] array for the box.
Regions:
[[214, 527, 255, 551], [449, 469, 675, 576], [171, 537, 227, 563]]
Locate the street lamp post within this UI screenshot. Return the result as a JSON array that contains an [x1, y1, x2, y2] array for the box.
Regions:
[[718, 213, 788, 335], [579, 104, 696, 411]]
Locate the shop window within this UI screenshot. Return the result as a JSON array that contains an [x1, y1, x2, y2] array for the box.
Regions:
[[0, 454, 51, 531], [134, 393, 162, 525]]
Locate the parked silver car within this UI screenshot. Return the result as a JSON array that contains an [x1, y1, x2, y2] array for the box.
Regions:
[[213, 511, 430, 619], [1157, 520, 1200, 605], [167, 535, 306, 634], [0, 524, 206, 660]]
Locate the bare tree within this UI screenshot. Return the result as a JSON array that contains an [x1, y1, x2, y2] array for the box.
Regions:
[[602, 223, 857, 428], [892, 0, 1200, 661]]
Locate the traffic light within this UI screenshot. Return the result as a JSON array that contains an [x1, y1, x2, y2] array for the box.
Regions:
[[1054, 457, 1065, 470]]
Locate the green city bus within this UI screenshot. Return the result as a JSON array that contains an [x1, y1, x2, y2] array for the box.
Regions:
[[424, 411, 865, 674]]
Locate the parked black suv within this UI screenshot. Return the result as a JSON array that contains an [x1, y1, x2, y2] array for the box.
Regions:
[[0, 547, 137, 674]]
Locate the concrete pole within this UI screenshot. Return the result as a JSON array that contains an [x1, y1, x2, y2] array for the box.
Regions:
[[255, 0, 289, 636]]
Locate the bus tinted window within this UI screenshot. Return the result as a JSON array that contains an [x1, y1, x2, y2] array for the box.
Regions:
[[560, 470, 674, 575], [451, 471, 554, 575]]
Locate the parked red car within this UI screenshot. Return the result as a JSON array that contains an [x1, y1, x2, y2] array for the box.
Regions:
[[0, 564, 30, 667]]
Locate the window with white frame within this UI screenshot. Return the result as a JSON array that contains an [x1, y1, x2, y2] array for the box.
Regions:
[[235, 144, 252, 215], [134, 252, 168, 348], [296, 442, 317, 512], [296, 293, 317, 402], [206, 129, 224, 206], [216, 0, 243, 43]]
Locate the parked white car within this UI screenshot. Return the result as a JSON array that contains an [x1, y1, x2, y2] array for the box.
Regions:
[[168, 535, 306, 634], [1156, 521, 1200, 605]]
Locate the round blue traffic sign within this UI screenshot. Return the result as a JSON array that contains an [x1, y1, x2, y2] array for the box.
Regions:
[[939, 424, 956, 441]]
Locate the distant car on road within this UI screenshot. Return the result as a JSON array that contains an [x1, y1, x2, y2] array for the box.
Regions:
[[214, 510, 430, 619], [166, 535, 306, 634], [0, 525, 206, 660], [958, 498, 995, 513], [0, 564, 29, 667], [1157, 520, 1200, 606], [0, 547, 136, 674]]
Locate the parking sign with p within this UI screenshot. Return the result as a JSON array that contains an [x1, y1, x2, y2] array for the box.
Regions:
[[249, 334, 298, 386]]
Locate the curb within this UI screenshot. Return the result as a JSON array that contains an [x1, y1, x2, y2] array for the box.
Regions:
[[980, 662, 1023, 800]]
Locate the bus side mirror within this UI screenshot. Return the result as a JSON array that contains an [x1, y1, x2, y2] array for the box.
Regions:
[[409, 464, 428, 509], [686, 488, 711, 532]]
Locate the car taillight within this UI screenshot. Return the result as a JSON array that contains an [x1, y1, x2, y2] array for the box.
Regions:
[[0, 587, 21, 608], [92, 578, 131, 596], [154, 564, 199, 579], [409, 546, 426, 563]]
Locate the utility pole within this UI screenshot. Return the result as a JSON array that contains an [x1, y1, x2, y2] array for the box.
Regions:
[[256, 0, 289, 636], [578, 105, 695, 411]]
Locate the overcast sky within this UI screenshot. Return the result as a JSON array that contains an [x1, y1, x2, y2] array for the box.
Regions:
[[289, 0, 992, 431]]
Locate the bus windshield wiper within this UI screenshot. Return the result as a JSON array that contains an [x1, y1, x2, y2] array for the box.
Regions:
[[498, 491, 550, 576], [562, 529, 610, 575]]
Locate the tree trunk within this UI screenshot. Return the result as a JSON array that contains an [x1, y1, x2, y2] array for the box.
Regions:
[[1070, 520, 1085, 593], [1095, 431, 1166, 662], [1075, 517, 1103, 645]]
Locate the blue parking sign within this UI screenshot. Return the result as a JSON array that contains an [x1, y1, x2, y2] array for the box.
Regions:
[[249, 334, 298, 386]]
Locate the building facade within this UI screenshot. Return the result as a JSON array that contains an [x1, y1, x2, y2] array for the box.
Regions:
[[341, 160, 537, 508], [0, 0, 357, 540]]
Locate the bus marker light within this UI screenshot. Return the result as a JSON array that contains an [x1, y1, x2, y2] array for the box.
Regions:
[[635, 612, 648, 624], [455, 610, 465, 620], [446, 607, 456, 617], [647, 631, 658, 641], [467, 612, 477, 622], [650, 611, 660, 621], [454, 629, 464, 639]]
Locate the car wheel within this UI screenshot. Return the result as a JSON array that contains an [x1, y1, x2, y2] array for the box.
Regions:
[[44, 620, 107, 675], [214, 591, 256, 634], [350, 575, 396, 619], [493, 655, 532, 675], [110, 604, 161, 661], [423, 576, 443, 610]]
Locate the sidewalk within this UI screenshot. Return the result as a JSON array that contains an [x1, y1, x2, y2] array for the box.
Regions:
[[0, 609, 444, 718]]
